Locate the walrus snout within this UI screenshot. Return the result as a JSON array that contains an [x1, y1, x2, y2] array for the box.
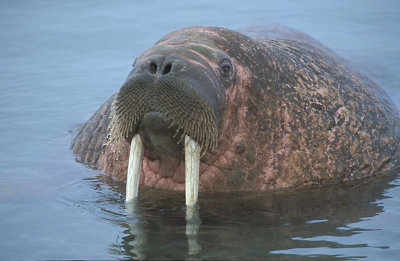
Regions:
[[108, 47, 223, 154]]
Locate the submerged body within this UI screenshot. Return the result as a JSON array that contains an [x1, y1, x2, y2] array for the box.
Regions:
[[72, 26, 400, 192]]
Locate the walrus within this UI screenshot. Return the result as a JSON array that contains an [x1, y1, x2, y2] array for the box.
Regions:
[[71, 26, 400, 205]]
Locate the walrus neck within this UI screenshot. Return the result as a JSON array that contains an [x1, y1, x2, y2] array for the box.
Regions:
[[140, 143, 242, 191], [141, 154, 185, 188]]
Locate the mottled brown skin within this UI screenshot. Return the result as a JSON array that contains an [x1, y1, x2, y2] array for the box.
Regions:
[[71, 26, 400, 192]]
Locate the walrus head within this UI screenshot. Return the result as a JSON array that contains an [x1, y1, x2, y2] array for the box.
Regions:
[[107, 27, 250, 205], [109, 37, 235, 154]]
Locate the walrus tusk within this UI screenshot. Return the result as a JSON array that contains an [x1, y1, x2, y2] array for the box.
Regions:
[[185, 135, 200, 207], [126, 134, 144, 202]]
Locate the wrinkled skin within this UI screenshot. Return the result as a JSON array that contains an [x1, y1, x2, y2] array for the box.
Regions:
[[71, 26, 400, 192]]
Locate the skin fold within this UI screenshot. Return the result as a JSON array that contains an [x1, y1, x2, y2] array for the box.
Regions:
[[71, 26, 400, 192]]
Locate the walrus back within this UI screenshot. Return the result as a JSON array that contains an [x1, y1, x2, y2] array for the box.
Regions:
[[246, 32, 400, 182]]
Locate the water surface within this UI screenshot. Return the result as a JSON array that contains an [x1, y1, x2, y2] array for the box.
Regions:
[[1, 0, 399, 260]]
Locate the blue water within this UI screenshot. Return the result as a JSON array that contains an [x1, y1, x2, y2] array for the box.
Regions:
[[0, 0, 399, 260]]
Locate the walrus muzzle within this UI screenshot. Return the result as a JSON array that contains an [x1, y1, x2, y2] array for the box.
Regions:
[[108, 74, 218, 153], [107, 54, 221, 206]]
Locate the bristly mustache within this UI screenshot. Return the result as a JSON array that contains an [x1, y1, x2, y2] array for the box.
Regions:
[[107, 74, 218, 156]]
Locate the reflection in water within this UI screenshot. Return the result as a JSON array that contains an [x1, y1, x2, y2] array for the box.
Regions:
[[185, 205, 202, 257], [125, 201, 148, 260], [86, 169, 400, 260], [123, 194, 202, 259]]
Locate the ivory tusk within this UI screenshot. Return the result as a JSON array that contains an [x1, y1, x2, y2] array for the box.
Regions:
[[185, 135, 201, 207], [126, 134, 144, 202]]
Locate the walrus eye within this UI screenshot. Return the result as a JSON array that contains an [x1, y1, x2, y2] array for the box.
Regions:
[[220, 59, 232, 78]]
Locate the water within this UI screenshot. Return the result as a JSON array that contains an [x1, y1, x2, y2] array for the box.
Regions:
[[1, 0, 399, 260]]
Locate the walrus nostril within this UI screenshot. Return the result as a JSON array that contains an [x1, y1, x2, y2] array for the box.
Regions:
[[149, 62, 157, 74], [162, 63, 172, 75], [147, 59, 173, 75]]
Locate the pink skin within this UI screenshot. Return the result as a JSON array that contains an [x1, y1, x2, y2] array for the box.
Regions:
[[76, 27, 399, 193]]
